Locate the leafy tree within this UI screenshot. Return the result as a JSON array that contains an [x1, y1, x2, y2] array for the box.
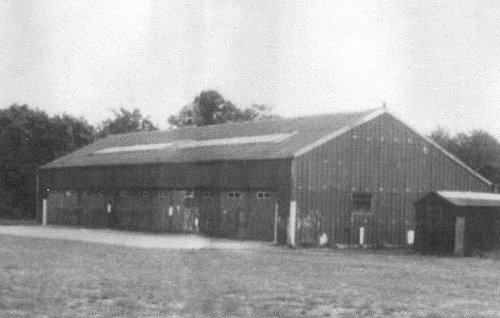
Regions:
[[430, 127, 500, 184], [168, 90, 279, 127], [430, 127, 459, 155], [454, 130, 500, 172], [98, 108, 158, 138], [0, 104, 96, 219]]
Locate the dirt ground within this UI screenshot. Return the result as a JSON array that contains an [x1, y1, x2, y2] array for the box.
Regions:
[[0, 225, 271, 250], [0, 227, 499, 317]]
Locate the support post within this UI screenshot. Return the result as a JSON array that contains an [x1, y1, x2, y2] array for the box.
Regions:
[[42, 199, 48, 226], [454, 216, 465, 256], [35, 169, 40, 223], [274, 203, 279, 244], [288, 201, 296, 246]]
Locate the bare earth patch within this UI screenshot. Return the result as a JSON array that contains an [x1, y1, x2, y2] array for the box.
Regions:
[[0, 225, 269, 250], [0, 230, 499, 317]]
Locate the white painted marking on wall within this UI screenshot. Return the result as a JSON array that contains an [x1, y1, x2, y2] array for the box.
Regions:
[[359, 227, 365, 246], [42, 199, 47, 226], [319, 233, 328, 246], [407, 230, 415, 245], [288, 201, 296, 246], [106, 203, 112, 213], [168, 206, 173, 216]]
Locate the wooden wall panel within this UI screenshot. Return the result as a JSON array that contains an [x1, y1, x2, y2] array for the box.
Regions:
[[41, 160, 291, 192]]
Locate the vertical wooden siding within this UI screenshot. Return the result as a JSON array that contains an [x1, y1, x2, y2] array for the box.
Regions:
[[39, 159, 292, 238], [45, 190, 200, 233], [46, 189, 279, 241], [40, 160, 291, 191], [293, 113, 492, 246]]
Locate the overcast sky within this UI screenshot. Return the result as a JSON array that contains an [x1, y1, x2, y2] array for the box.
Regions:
[[1, 1, 499, 137]]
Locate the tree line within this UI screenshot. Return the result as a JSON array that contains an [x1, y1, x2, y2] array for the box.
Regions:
[[0, 90, 276, 219], [1, 90, 499, 219], [430, 127, 500, 185]]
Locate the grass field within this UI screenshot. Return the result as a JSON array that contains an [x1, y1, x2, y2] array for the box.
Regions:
[[1, 235, 499, 317]]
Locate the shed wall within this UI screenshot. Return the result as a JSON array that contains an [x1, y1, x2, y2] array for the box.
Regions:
[[293, 113, 492, 247], [415, 203, 500, 255]]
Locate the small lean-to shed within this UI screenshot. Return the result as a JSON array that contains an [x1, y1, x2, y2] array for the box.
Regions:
[[414, 191, 500, 256]]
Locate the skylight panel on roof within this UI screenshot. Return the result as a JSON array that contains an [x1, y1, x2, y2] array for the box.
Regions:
[[94, 132, 296, 155], [95, 143, 175, 154], [177, 133, 294, 149]]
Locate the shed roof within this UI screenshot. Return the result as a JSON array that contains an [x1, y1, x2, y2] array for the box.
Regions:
[[418, 191, 500, 207], [42, 108, 383, 169]]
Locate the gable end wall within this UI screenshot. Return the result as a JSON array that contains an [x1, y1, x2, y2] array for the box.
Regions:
[[292, 113, 491, 246]]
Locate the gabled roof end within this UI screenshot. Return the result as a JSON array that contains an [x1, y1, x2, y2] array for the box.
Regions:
[[293, 107, 387, 157]]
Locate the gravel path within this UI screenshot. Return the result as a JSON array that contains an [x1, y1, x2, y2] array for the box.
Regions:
[[0, 225, 273, 250]]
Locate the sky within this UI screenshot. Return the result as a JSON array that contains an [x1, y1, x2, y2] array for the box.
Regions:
[[0, 0, 499, 137]]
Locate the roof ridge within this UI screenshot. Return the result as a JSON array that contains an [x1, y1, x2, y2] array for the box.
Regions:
[[107, 108, 381, 138]]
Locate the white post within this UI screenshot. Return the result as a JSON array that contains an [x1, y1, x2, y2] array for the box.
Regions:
[[42, 199, 47, 226], [288, 201, 296, 246], [274, 203, 279, 244], [359, 226, 365, 246]]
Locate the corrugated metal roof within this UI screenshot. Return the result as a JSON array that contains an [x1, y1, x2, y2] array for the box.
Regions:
[[43, 108, 381, 169], [436, 191, 500, 207]]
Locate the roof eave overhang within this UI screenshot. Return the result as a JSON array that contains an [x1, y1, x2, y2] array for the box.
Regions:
[[38, 156, 295, 170]]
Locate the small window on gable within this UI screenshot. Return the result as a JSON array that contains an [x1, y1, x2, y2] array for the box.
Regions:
[[184, 191, 195, 199], [228, 191, 242, 198], [256, 191, 271, 199], [351, 192, 372, 210], [141, 191, 148, 198]]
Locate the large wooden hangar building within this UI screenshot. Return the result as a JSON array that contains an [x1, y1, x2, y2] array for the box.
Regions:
[[38, 108, 493, 247]]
